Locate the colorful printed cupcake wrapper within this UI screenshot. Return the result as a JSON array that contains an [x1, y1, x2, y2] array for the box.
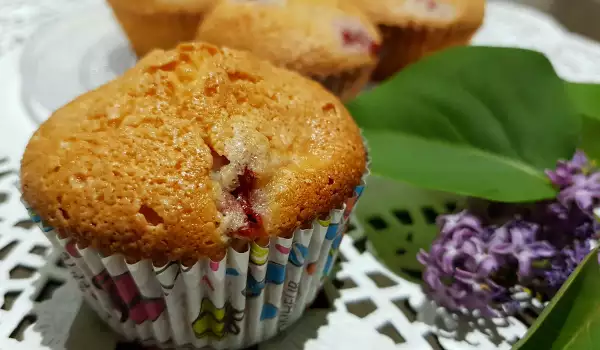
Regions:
[[20, 172, 368, 349]]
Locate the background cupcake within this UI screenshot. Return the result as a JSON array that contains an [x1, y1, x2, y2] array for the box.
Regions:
[[351, 0, 485, 81], [20, 42, 367, 349], [107, 0, 216, 57], [196, 0, 381, 101]]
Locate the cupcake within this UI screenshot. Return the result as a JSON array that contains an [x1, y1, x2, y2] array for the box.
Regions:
[[350, 0, 485, 81], [196, 0, 381, 101], [107, 0, 216, 57], [20, 42, 367, 349]]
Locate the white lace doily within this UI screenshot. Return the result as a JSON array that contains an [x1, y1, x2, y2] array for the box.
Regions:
[[1, 1, 600, 350]]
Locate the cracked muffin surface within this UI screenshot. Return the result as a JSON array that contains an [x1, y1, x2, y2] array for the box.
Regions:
[[20, 42, 366, 265]]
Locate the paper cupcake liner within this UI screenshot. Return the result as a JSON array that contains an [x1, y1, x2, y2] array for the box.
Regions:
[[21, 172, 368, 349], [310, 65, 374, 102], [107, 1, 205, 58], [371, 24, 476, 81]]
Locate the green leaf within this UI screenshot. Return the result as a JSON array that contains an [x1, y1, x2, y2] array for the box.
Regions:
[[567, 83, 600, 120], [565, 83, 600, 162], [348, 46, 581, 202], [363, 130, 558, 202], [580, 116, 600, 162], [513, 247, 600, 350]]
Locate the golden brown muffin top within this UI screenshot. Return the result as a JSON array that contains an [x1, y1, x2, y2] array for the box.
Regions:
[[196, 0, 381, 76], [108, 0, 216, 14], [21, 42, 366, 265], [350, 0, 485, 28]]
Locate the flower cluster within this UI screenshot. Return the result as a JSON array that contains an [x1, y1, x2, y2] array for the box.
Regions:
[[418, 151, 599, 317], [547, 151, 600, 212]]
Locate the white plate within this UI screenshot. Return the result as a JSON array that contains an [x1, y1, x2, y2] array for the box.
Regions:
[[20, 3, 135, 124]]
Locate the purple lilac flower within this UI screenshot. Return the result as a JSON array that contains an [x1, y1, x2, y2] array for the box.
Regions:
[[488, 220, 556, 279], [541, 203, 596, 246], [557, 173, 600, 212], [437, 211, 484, 237], [419, 151, 600, 316], [542, 150, 600, 270], [418, 212, 512, 317], [546, 150, 600, 214], [461, 236, 499, 276], [539, 151, 599, 247], [545, 150, 589, 188], [418, 250, 504, 318], [573, 221, 597, 241], [536, 240, 592, 298]]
